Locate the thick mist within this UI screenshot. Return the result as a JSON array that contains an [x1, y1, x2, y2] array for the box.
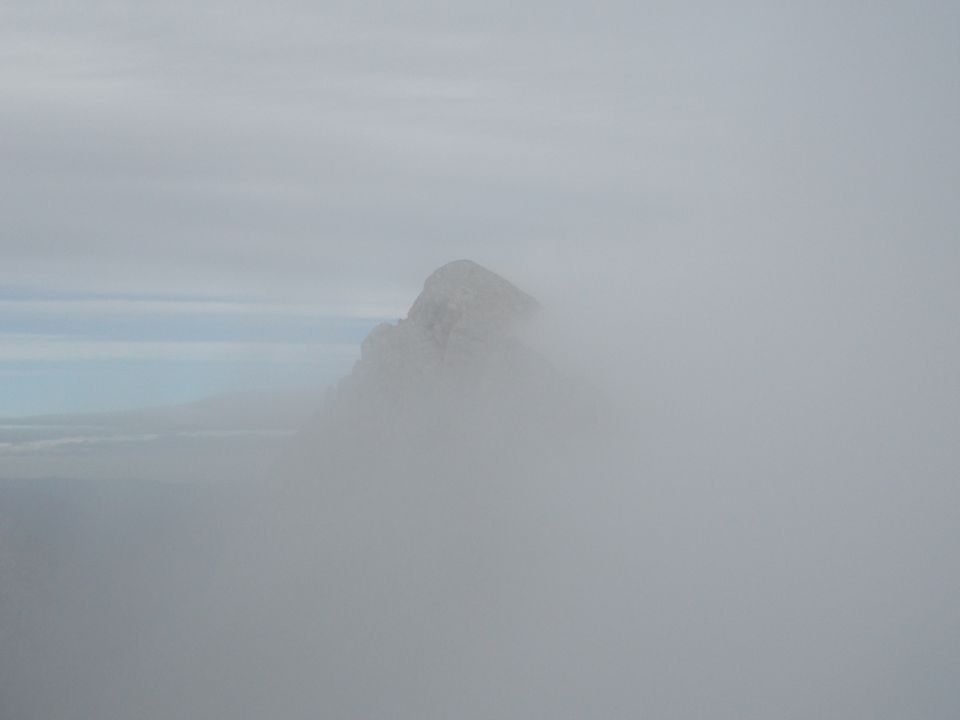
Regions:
[[526, 242, 960, 717], [3, 0, 959, 715], [3, 249, 959, 719]]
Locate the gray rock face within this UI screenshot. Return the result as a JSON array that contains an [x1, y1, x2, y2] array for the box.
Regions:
[[336, 260, 543, 420], [297, 257, 613, 478], [361, 259, 536, 370], [406, 259, 539, 364]]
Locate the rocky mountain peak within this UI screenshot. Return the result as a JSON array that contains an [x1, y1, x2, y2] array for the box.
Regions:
[[407, 259, 538, 341], [328, 261, 544, 427], [308, 260, 601, 458], [354, 260, 537, 379]]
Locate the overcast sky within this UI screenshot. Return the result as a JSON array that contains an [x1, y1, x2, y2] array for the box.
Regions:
[[2, 0, 957, 415]]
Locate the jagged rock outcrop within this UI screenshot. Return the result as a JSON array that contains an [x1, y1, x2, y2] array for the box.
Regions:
[[291, 259, 613, 480], [325, 260, 556, 434], [347, 260, 538, 390]]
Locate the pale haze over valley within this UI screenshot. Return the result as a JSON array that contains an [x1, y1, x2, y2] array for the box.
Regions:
[[1, 2, 959, 719]]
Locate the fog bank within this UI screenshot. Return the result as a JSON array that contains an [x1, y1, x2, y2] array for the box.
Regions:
[[3, 255, 959, 719]]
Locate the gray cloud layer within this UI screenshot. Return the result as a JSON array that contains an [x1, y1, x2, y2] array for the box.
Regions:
[[4, 1, 956, 304]]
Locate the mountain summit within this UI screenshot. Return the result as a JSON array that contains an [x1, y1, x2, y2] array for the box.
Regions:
[[353, 259, 538, 384], [407, 259, 538, 352], [313, 260, 559, 449]]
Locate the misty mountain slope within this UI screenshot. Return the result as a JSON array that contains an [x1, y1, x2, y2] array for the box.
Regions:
[[304, 259, 606, 463], [0, 261, 626, 720], [4, 260, 958, 720], [222, 261, 638, 716]]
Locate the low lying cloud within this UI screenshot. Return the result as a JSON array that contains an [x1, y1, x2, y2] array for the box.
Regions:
[[0, 333, 357, 363]]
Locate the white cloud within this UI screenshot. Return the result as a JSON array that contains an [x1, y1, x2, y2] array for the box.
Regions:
[[0, 333, 358, 363], [0, 298, 404, 320]]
